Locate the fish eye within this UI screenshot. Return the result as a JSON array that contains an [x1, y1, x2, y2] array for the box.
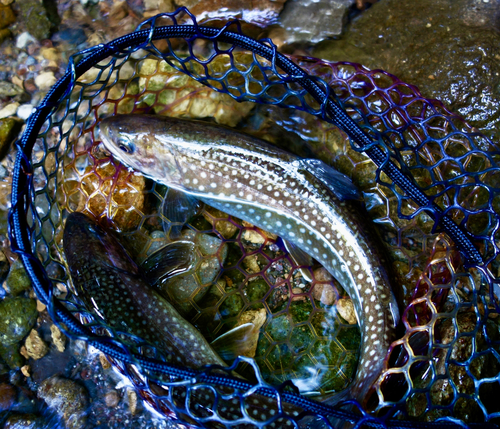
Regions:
[[117, 138, 135, 154]]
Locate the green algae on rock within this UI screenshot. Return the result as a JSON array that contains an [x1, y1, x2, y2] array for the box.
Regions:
[[0, 297, 37, 346], [312, 0, 500, 142], [5, 259, 31, 296], [38, 376, 88, 429]]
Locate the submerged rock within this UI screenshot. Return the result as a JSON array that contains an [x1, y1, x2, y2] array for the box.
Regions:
[[0, 117, 21, 160], [5, 258, 31, 296], [17, 0, 60, 40], [0, 297, 37, 346], [38, 376, 88, 429]]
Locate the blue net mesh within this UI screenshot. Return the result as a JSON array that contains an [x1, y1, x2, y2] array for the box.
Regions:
[[8, 7, 500, 429]]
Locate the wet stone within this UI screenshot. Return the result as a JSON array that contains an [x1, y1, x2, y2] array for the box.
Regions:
[[0, 297, 37, 346], [24, 329, 49, 360], [0, 4, 15, 29], [49, 324, 65, 353], [0, 342, 25, 369], [3, 413, 45, 429], [0, 382, 16, 411], [280, 0, 355, 44], [17, 0, 59, 41], [0, 117, 21, 160], [313, 0, 500, 141], [38, 375, 88, 429], [5, 258, 31, 296]]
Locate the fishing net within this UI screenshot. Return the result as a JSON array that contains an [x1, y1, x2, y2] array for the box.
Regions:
[[9, 7, 500, 429]]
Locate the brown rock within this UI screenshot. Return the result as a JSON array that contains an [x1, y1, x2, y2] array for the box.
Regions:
[[312, 283, 336, 306], [337, 298, 357, 324], [38, 376, 88, 429], [0, 383, 16, 411], [20, 365, 30, 377], [24, 329, 49, 360], [0, 5, 15, 30], [203, 207, 239, 239], [127, 388, 137, 415], [99, 353, 111, 370], [50, 324, 66, 352]]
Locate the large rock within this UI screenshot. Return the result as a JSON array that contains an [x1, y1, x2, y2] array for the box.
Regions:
[[313, 0, 500, 140]]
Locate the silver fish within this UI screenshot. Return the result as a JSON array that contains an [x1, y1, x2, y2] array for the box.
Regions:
[[98, 114, 400, 404]]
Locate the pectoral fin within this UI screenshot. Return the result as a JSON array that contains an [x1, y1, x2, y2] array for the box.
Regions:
[[162, 188, 202, 238], [140, 241, 196, 285], [295, 159, 361, 201], [283, 239, 314, 282], [210, 323, 257, 361]]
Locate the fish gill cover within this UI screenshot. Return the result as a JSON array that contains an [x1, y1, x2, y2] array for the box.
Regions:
[[9, 7, 500, 429]]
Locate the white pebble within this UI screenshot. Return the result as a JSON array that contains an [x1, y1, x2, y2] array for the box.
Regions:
[[17, 104, 34, 121], [16, 32, 36, 49]]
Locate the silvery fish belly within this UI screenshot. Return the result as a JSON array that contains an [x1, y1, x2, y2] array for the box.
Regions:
[[98, 114, 400, 403]]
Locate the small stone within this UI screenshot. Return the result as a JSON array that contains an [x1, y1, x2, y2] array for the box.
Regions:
[[291, 287, 306, 301], [0, 102, 19, 119], [50, 324, 65, 352], [0, 383, 15, 411], [127, 388, 137, 415], [34, 72, 56, 91], [16, 104, 34, 121], [312, 283, 336, 306], [5, 258, 31, 296], [40, 46, 59, 61], [337, 298, 357, 324], [202, 207, 239, 239], [243, 255, 260, 273], [0, 81, 24, 97], [313, 267, 333, 282], [0, 343, 24, 369], [242, 221, 277, 242], [15, 32, 36, 49], [99, 353, 111, 370], [0, 297, 37, 346], [0, 4, 15, 30], [242, 229, 266, 245], [104, 390, 120, 408], [25, 329, 49, 359], [36, 300, 46, 312], [38, 376, 88, 429], [20, 365, 30, 377]]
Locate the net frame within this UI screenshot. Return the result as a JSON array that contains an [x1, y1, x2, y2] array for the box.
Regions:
[[8, 7, 500, 429]]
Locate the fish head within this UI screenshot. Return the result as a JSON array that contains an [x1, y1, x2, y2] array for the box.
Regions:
[[63, 212, 138, 274], [98, 114, 184, 185]]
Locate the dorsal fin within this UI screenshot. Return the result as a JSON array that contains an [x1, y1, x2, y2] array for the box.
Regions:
[[294, 159, 361, 201], [140, 241, 196, 285]]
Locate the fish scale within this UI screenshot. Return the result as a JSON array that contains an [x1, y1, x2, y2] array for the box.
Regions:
[[99, 114, 400, 404]]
